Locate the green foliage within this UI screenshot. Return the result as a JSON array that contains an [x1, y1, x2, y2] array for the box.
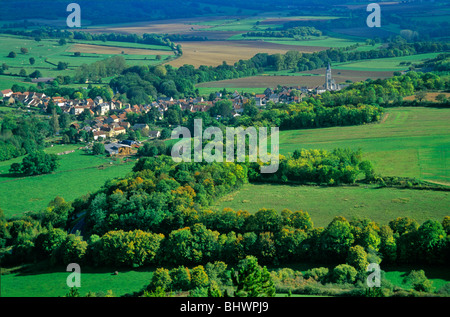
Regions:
[[331, 264, 358, 284], [231, 256, 276, 297], [320, 216, 355, 261], [346, 245, 369, 272], [303, 267, 329, 284], [92, 142, 105, 155], [403, 270, 435, 293], [147, 268, 172, 293], [94, 230, 164, 267], [14, 150, 59, 176]]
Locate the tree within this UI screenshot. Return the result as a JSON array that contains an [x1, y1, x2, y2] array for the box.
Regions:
[[29, 57, 35, 65], [58, 113, 71, 130], [59, 38, 67, 46], [148, 268, 172, 291], [50, 109, 60, 134], [20, 47, 28, 54], [435, 93, 447, 103], [160, 128, 171, 140], [415, 91, 427, 102], [29, 70, 42, 79], [415, 220, 447, 263], [9, 163, 22, 174], [231, 256, 275, 297], [35, 228, 68, 260], [7, 51, 16, 58], [331, 264, 358, 284], [320, 216, 355, 261], [190, 265, 209, 289], [57, 61, 69, 70], [19, 151, 60, 176], [19, 69, 27, 77], [403, 270, 434, 293], [170, 266, 191, 291], [92, 142, 105, 155], [210, 100, 233, 118], [346, 245, 369, 272]]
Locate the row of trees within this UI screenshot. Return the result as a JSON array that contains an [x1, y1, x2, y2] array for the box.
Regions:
[[3, 205, 448, 270], [243, 26, 322, 38]]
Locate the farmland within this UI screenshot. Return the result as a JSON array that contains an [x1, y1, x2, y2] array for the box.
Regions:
[[214, 183, 450, 228], [0, 34, 173, 90], [277, 107, 450, 185], [195, 52, 442, 91], [0, 145, 135, 218], [166, 40, 325, 68], [214, 106, 450, 227], [0, 0, 449, 301]]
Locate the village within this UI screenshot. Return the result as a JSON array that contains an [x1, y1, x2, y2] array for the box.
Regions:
[[0, 85, 314, 145]]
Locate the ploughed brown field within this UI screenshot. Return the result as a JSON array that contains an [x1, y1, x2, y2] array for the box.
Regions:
[[166, 41, 326, 68], [196, 68, 396, 89]]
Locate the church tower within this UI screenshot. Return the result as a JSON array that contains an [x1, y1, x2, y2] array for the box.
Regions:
[[325, 62, 332, 90]]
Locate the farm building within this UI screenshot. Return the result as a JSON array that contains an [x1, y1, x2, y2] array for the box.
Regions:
[[104, 143, 133, 156]]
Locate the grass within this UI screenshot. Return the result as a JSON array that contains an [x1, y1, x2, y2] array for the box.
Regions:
[[0, 145, 135, 218], [2, 262, 448, 297], [265, 36, 365, 48], [213, 183, 450, 228], [277, 107, 450, 185], [0, 265, 154, 297], [333, 53, 441, 72], [0, 34, 170, 90]]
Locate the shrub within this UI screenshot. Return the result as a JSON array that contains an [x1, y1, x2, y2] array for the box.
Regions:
[[331, 264, 358, 284], [303, 267, 329, 283]]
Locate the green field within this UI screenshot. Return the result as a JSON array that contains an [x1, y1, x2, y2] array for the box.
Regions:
[[1, 262, 448, 297], [278, 107, 450, 185], [0, 265, 154, 297], [214, 183, 450, 228], [0, 145, 135, 218], [0, 34, 171, 90], [266, 36, 365, 48], [333, 53, 441, 72]]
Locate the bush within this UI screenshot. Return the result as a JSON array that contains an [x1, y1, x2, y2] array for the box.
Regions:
[[331, 264, 358, 284], [303, 267, 329, 283]]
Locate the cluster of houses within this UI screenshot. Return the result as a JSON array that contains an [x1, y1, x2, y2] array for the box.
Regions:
[[0, 85, 311, 117], [0, 83, 325, 147]]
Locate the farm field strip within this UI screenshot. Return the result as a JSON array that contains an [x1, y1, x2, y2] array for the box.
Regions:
[[277, 107, 450, 184], [214, 183, 450, 227], [0, 147, 135, 217]]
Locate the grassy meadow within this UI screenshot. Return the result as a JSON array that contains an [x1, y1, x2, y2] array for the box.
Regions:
[[214, 183, 450, 227], [0, 265, 154, 297], [0, 34, 172, 90], [278, 107, 450, 185], [0, 145, 135, 218], [214, 106, 450, 228]]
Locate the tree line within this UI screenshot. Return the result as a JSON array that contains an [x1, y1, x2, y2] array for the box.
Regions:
[[243, 26, 322, 38]]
